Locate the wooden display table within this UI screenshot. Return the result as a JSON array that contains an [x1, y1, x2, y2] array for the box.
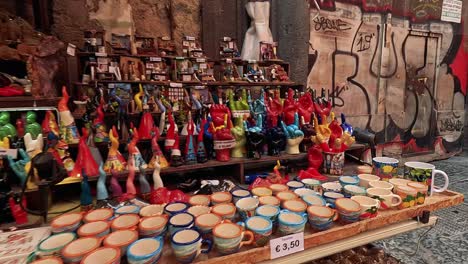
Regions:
[[158, 190, 463, 263]]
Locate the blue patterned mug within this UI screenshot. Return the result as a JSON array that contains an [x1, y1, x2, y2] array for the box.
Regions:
[[239, 216, 273, 247], [301, 178, 322, 194], [255, 205, 280, 224], [335, 198, 361, 224], [277, 210, 308, 235], [231, 189, 252, 204], [307, 205, 338, 231], [127, 237, 164, 264], [212, 221, 254, 255], [339, 176, 359, 186], [235, 197, 259, 221], [171, 228, 212, 263], [164, 202, 189, 216], [168, 212, 195, 236], [323, 192, 345, 208], [302, 194, 326, 206]]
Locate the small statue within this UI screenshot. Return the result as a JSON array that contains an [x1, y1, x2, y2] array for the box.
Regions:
[[93, 99, 109, 143], [196, 118, 208, 163], [0, 112, 17, 139], [16, 118, 24, 138], [80, 169, 93, 211], [138, 165, 151, 200], [70, 128, 99, 178], [96, 162, 109, 201], [0, 137, 9, 149], [110, 165, 123, 199], [126, 153, 137, 197], [103, 126, 127, 172], [165, 111, 183, 167], [43, 111, 75, 174], [152, 156, 164, 189], [245, 115, 265, 159], [58, 86, 80, 144], [128, 125, 147, 170], [281, 113, 305, 155], [184, 113, 197, 165], [231, 117, 246, 158], [24, 111, 42, 140], [148, 128, 169, 169]]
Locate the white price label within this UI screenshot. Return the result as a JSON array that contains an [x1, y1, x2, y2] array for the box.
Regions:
[[213, 139, 236, 150], [269, 232, 304, 259], [196, 58, 206, 63], [232, 110, 250, 118], [150, 57, 162, 62], [441, 0, 462, 23], [95, 52, 107, 57], [169, 82, 183, 88], [67, 43, 76, 56]]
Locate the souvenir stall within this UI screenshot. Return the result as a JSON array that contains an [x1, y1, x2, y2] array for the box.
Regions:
[[0, 1, 465, 264]]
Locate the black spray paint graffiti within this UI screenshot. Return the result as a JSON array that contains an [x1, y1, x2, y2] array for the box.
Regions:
[[313, 16, 352, 32], [440, 118, 464, 132], [356, 32, 374, 52]]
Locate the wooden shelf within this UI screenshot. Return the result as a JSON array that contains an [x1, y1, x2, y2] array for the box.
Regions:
[[0, 96, 61, 108], [73, 80, 296, 87]]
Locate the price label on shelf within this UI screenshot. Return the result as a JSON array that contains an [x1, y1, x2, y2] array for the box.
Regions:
[[269, 232, 304, 259]]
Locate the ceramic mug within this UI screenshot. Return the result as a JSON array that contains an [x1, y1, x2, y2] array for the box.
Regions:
[[168, 212, 195, 236], [394, 185, 419, 209], [404, 161, 449, 195], [339, 176, 359, 186], [255, 205, 280, 223], [302, 194, 326, 206], [301, 178, 322, 194], [343, 185, 366, 198], [407, 181, 428, 205], [103, 229, 138, 254], [187, 205, 211, 217], [269, 184, 289, 195], [127, 237, 164, 264], [30, 257, 63, 264], [251, 187, 273, 197], [322, 182, 342, 193], [80, 246, 121, 264], [323, 192, 344, 208], [286, 181, 305, 191], [212, 203, 236, 220], [110, 214, 140, 231], [358, 174, 381, 188], [367, 188, 402, 209], [282, 199, 308, 214], [171, 228, 212, 263], [351, 195, 381, 219], [240, 216, 273, 247], [139, 204, 165, 218], [335, 198, 361, 224], [389, 178, 412, 189], [84, 208, 114, 223], [138, 215, 169, 237], [77, 221, 110, 238], [61, 236, 101, 263], [115, 205, 140, 215], [307, 205, 338, 231], [294, 188, 318, 198], [277, 210, 308, 235], [368, 180, 394, 191], [231, 189, 252, 204], [372, 157, 399, 180], [195, 213, 222, 234], [210, 192, 232, 205], [189, 195, 211, 207], [164, 202, 189, 216], [212, 222, 254, 255], [50, 213, 83, 233], [275, 191, 299, 203], [235, 197, 259, 221], [37, 232, 76, 257], [259, 195, 280, 207]]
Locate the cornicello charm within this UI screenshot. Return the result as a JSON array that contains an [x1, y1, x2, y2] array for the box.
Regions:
[[184, 112, 197, 165], [128, 124, 148, 170], [96, 162, 109, 201], [196, 118, 208, 163], [0, 112, 17, 139], [80, 169, 93, 212], [58, 86, 80, 144], [43, 111, 75, 174], [103, 126, 127, 172], [93, 99, 109, 143], [25, 111, 41, 140], [70, 128, 99, 178], [148, 127, 169, 169]]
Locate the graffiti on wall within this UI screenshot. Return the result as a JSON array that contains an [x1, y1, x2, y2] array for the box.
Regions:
[[307, 0, 467, 154]]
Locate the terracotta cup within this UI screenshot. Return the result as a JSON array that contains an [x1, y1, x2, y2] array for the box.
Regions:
[[210, 192, 232, 205], [307, 205, 338, 231], [235, 197, 259, 221], [323, 191, 344, 208], [212, 222, 254, 255], [61, 236, 101, 263], [212, 203, 236, 221], [127, 237, 164, 264], [259, 195, 280, 207], [171, 228, 212, 263], [103, 229, 138, 255], [335, 198, 361, 224], [51, 213, 83, 234], [77, 221, 110, 238], [301, 178, 322, 194], [139, 215, 169, 237], [275, 191, 299, 203], [168, 212, 195, 236], [195, 213, 223, 235], [407, 181, 428, 205], [343, 185, 366, 198], [83, 208, 114, 223], [367, 188, 402, 209], [321, 182, 342, 193], [187, 205, 211, 217], [189, 195, 211, 207], [139, 204, 165, 218], [282, 199, 308, 214], [251, 187, 273, 197], [394, 185, 419, 209], [37, 232, 76, 258], [269, 184, 289, 195], [110, 214, 140, 231], [358, 174, 380, 188], [302, 194, 326, 206], [80, 246, 121, 264], [255, 205, 280, 223], [351, 195, 381, 219]]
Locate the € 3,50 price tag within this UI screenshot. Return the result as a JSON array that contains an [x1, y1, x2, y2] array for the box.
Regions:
[[269, 232, 304, 259]]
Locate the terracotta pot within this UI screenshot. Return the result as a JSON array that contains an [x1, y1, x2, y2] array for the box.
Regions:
[[189, 195, 211, 206], [37, 232, 76, 258]]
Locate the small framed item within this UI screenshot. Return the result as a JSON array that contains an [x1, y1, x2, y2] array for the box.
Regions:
[[182, 35, 204, 58], [144, 57, 168, 81], [259, 41, 280, 61], [110, 33, 131, 55], [158, 36, 176, 56], [267, 64, 290, 82], [191, 58, 216, 82], [219, 37, 240, 58], [174, 57, 194, 82], [244, 60, 266, 83], [84, 30, 105, 53], [220, 58, 242, 82], [135, 36, 158, 55]]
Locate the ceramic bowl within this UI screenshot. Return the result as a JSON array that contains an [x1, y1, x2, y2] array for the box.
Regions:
[[321, 182, 342, 193], [164, 202, 189, 216], [211, 203, 236, 220], [351, 195, 381, 219], [301, 178, 322, 194], [50, 213, 82, 233], [282, 199, 308, 213], [335, 198, 361, 224], [189, 195, 211, 207], [83, 208, 114, 223], [286, 181, 305, 191], [230, 189, 252, 204], [187, 205, 211, 217], [103, 229, 138, 254], [323, 192, 345, 207], [139, 215, 169, 237], [339, 176, 359, 186], [81, 246, 121, 264], [258, 195, 280, 207], [61, 236, 101, 263], [358, 174, 381, 188], [139, 204, 165, 218], [307, 205, 337, 231], [210, 192, 232, 205], [127, 237, 164, 264], [294, 188, 318, 198], [277, 210, 308, 235], [115, 205, 140, 215], [255, 205, 280, 223], [110, 214, 140, 231], [252, 187, 273, 197], [269, 184, 289, 195], [275, 191, 299, 203], [77, 221, 110, 238], [343, 185, 367, 198], [30, 257, 63, 264], [302, 194, 326, 206], [368, 180, 394, 191], [36, 232, 76, 258], [195, 213, 222, 234]]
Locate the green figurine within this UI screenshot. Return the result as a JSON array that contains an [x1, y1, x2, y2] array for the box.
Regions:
[[25, 111, 42, 140], [0, 112, 17, 139]]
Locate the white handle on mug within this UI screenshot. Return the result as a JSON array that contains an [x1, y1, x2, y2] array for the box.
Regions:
[[432, 170, 449, 194], [389, 194, 402, 207]]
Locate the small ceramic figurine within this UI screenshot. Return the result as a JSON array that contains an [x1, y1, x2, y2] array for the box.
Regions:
[[165, 111, 183, 167], [283, 88, 298, 126], [148, 128, 169, 169], [43, 111, 75, 174], [80, 169, 93, 211], [0, 137, 9, 149], [231, 117, 246, 158], [196, 118, 208, 163], [96, 162, 109, 201], [126, 153, 137, 197], [24, 111, 41, 140], [129, 125, 147, 170], [0, 112, 17, 139], [70, 128, 98, 177], [138, 91, 156, 140], [58, 86, 80, 144], [184, 113, 197, 165], [16, 118, 24, 138], [281, 113, 305, 155], [110, 165, 123, 199], [152, 156, 164, 189], [210, 114, 235, 162], [103, 126, 127, 172], [245, 115, 265, 159], [138, 165, 151, 200], [267, 123, 286, 156], [93, 99, 109, 143]]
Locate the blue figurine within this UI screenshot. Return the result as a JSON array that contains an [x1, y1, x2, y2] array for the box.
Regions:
[[96, 162, 108, 201], [80, 169, 93, 210]]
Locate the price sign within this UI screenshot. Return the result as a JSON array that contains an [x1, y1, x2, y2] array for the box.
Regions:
[[269, 232, 304, 259]]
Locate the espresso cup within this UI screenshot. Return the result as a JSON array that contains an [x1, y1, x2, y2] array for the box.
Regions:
[[50, 213, 83, 233], [195, 213, 222, 235], [269, 184, 289, 195], [236, 197, 259, 221], [407, 181, 428, 205], [103, 229, 138, 255], [231, 189, 252, 204], [259, 195, 280, 207], [110, 214, 140, 231], [84, 208, 114, 223], [321, 182, 342, 193], [251, 187, 273, 197], [37, 232, 76, 258], [307, 205, 338, 231], [343, 185, 366, 198], [255, 205, 280, 223], [77, 221, 110, 238], [372, 157, 399, 180], [168, 212, 195, 236], [286, 181, 305, 191], [241, 216, 273, 247], [210, 192, 232, 205], [127, 237, 164, 264], [139, 215, 169, 237], [367, 188, 402, 209], [189, 195, 211, 207], [323, 192, 344, 208], [302, 194, 326, 206], [335, 198, 361, 224], [301, 178, 322, 194], [31, 257, 63, 264], [282, 199, 308, 214], [389, 178, 412, 189], [212, 203, 236, 220], [394, 185, 419, 209], [339, 176, 359, 186], [171, 228, 212, 263], [80, 246, 121, 264], [275, 191, 299, 203], [115, 205, 140, 215], [294, 188, 318, 198], [357, 174, 380, 188], [60, 236, 101, 263], [164, 202, 189, 216], [404, 161, 449, 195], [277, 210, 308, 235], [139, 204, 165, 218], [368, 180, 394, 191], [187, 205, 211, 217], [212, 222, 254, 255], [350, 195, 381, 219]]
